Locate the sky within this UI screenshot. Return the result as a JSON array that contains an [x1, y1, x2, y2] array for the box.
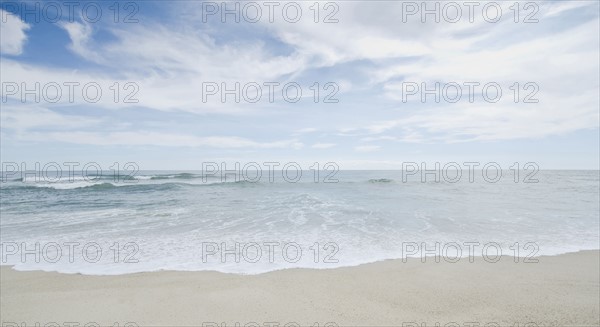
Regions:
[[0, 0, 599, 170]]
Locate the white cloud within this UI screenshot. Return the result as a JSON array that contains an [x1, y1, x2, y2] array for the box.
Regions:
[[357, 86, 599, 143], [0, 104, 102, 130], [2, 1, 598, 159], [311, 143, 336, 149], [4, 20, 310, 114], [19, 131, 304, 149], [58, 21, 104, 63], [339, 6, 600, 143], [542, 1, 595, 18], [355, 145, 381, 152], [0, 9, 30, 55], [295, 127, 318, 134]]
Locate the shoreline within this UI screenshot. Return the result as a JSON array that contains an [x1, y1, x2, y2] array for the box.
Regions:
[[2, 250, 599, 326], [3, 248, 599, 277]]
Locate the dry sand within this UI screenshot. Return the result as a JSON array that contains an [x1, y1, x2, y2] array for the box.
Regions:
[[1, 251, 599, 326]]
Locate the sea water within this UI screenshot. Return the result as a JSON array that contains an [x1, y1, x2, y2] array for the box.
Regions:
[[0, 170, 598, 275]]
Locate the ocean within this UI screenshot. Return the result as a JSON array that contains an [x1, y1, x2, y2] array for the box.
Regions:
[[1, 170, 598, 275]]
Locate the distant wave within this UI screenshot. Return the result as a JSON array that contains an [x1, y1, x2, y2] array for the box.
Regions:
[[7, 174, 400, 186], [3, 182, 124, 191], [0, 179, 254, 191], [368, 178, 395, 183], [147, 173, 199, 180]]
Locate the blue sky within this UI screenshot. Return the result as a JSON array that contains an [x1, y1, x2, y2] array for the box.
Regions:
[[1, 0, 599, 169]]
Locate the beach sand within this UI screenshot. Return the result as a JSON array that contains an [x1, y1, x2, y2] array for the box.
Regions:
[[1, 250, 598, 326]]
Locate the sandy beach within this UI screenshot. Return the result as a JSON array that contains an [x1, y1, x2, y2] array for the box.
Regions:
[[1, 250, 598, 326]]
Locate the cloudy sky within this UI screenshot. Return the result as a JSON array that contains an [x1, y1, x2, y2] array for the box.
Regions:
[[1, 1, 598, 169]]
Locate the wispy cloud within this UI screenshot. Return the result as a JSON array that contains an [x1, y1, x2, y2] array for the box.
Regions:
[[0, 9, 30, 55], [20, 131, 304, 149], [355, 145, 381, 153], [312, 143, 336, 149], [1, 1, 598, 168]]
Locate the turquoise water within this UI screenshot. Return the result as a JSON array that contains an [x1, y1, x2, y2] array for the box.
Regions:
[[1, 170, 598, 275]]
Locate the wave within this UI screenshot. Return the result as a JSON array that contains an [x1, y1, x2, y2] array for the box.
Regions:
[[5, 182, 122, 191], [7, 174, 403, 186], [17, 176, 106, 183], [368, 178, 395, 183], [4, 173, 206, 183], [133, 173, 202, 180], [1, 179, 257, 191], [1, 177, 390, 192]]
